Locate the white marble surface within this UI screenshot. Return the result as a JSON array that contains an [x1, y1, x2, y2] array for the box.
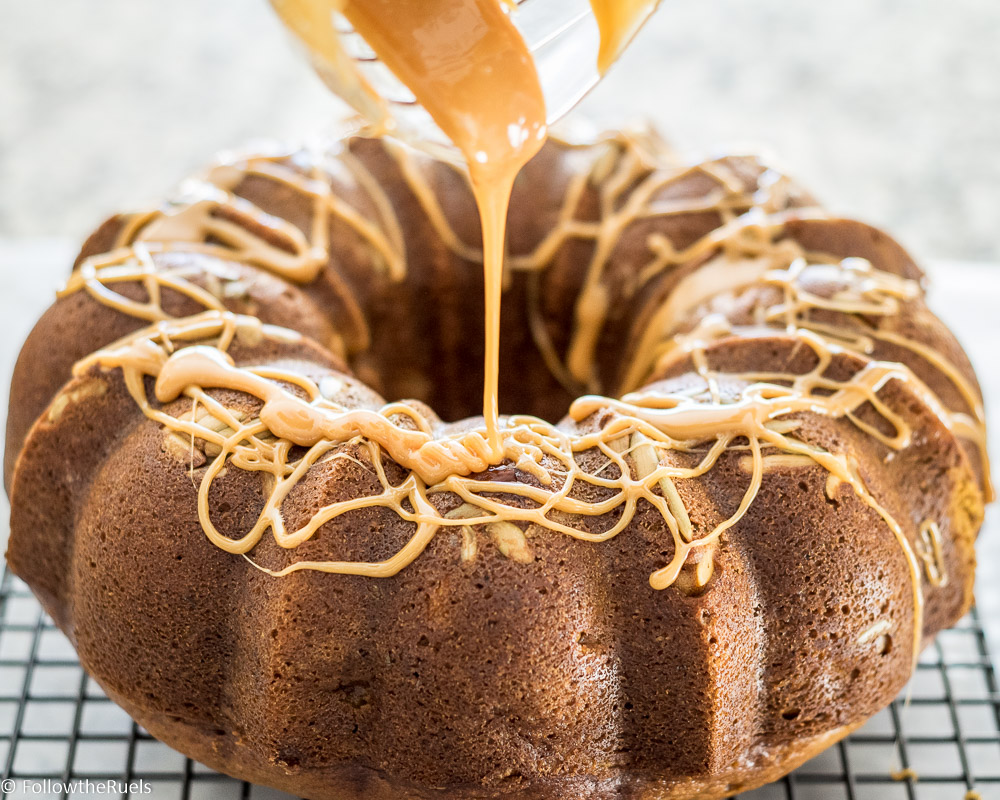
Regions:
[[2, 0, 1000, 262], [0, 239, 998, 659]]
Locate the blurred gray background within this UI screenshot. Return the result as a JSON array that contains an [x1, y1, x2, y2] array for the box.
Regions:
[[2, 0, 999, 263]]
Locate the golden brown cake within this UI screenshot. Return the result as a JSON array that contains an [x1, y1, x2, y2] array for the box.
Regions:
[[4, 131, 990, 799]]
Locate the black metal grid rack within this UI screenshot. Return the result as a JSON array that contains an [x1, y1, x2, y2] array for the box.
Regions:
[[2, 567, 998, 800]]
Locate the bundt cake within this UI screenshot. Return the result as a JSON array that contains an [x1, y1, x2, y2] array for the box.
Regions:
[[4, 131, 990, 800]]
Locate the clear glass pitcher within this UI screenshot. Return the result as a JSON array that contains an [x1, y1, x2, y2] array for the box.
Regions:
[[276, 0, 658, 161]]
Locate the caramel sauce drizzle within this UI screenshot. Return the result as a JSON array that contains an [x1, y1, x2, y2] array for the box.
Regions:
[[379, 132, 805, 396], [62, 243, 229, 322], [634, 236, 990, 499], [74, 295, 934, 664], [76, 304, 923, 594], [68, 135, 988, 499], [57, 130, 990, 674], [123, 147, 406, 284], [101, 144, 407, 356]]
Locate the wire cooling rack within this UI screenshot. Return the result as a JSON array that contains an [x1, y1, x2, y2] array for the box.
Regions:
[[1, 567, 998, 800]]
